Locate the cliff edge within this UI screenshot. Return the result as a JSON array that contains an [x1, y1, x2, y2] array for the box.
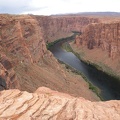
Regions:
[[0, 87, 120, 120]]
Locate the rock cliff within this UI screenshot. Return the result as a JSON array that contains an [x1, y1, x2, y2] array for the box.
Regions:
[[0, 55, 20, 90], [0, 87, 120, 120], [76, 22, 120, 59], [35, 15, 99, 42], [0, 15, 47, 63], [74, 21, 120, 75], [0, 14, 47, 90]]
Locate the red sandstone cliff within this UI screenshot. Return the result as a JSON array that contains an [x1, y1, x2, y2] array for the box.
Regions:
[[0, 14, 47, 90], [0, 15, 47, 63], [35, 15, 99, 42], [74, 21, 120, 75], [0, 87, 120, 120], [79, 23, 120, 59]]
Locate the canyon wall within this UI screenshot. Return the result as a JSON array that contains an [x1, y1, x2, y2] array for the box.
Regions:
[[0, 15, 47, 63], [0, 87, 120, 120], [35, 15, 99, 42], [74, 21, 120, 75], [0, 14, 47, 90], [76, 22, 120, 59]]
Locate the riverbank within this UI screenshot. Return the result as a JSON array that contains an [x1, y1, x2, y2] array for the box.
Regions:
[[49, 34, 120, 100], [46, 31, 81, 49], [46, 34, 74, 49], [58, 59, 103, 100], [70, 42, 120, 81], [48, 36, 103, 101]]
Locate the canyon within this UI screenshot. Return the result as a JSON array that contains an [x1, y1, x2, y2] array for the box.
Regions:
[[0, 13, 120, 119], [0, 14, 100, 100]]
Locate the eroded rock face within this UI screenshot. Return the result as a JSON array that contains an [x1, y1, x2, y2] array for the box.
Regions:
[[0, 15, 47, 63], [36, 16, 99, 42], [75, 22, 120, 59], [0, 87, 120, 120], [0, 15, 47, 90], [0, 55, 20, 90]]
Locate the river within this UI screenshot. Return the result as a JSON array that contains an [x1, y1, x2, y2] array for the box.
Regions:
[[49, 38, 120, 101]]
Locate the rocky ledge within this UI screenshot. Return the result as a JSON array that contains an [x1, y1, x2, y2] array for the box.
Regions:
[[0, 87, 120, 120]]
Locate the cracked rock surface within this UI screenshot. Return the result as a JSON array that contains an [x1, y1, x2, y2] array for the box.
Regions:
[[0, 87, 120, 120]]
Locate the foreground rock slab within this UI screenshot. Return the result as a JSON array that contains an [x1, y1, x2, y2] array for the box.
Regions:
[[0, 87, 120, 120]]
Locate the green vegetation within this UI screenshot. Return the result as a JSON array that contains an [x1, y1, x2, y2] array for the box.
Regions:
[[46, 33, 78, 49], [72, 31, 82, 35], [77, 54, 120, 81], [46, 38, 64, 49], [62, 42, 74, 52]]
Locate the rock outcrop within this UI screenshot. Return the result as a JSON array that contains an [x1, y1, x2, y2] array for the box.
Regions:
[[0, 87, 120, 120]]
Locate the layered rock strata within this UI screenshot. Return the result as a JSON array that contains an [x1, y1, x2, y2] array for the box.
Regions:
[[0, 15, 47, 63], [36, 16, 99, 42], [0, 87, 120, 120], [75, 22, 120, 59], [0, 55, 20, 90], [0, 15, 47, 90], [74, 22, 120, 75]]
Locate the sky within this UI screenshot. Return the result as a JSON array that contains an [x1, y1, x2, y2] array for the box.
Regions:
[[0, 0, 120, 15]]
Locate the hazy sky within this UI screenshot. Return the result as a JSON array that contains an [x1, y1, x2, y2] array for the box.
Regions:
[[0, 0, 120, 15]]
